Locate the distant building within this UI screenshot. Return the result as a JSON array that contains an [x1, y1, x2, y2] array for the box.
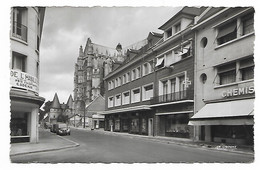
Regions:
[[10, 7, 45, 143], [84, 95, 105, 129], [73, 37, 147, 118], [190, 7, 255, 145], [48, 93, 74, 124]]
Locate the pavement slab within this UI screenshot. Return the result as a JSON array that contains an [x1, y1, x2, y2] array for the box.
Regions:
[[10, 128, 79, 156]]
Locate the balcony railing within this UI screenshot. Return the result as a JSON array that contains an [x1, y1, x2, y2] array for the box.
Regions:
[[151, 90, 194, 105], [12, 21, 27, 42]]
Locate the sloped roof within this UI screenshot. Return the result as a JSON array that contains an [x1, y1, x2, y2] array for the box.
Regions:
[[85, 95, 105, 117], [159, 6, 203, 30], [66, 94, 74, 109], [50, 93, 61, 109]]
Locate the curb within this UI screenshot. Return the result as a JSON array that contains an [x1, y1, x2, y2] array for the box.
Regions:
[[10, 135, 80, 157], [73, 127, 254, 156], [10, 143, 79, 157]]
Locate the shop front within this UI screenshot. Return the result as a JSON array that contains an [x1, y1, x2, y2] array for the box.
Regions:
[[189, 98, 254, 145], [10, 92, 45, 143], [104, 108, 154, 135], [156, 111, 194, 138]]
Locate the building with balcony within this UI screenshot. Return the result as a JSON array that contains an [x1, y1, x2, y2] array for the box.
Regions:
[[190, 7, 255, 145], [103, 7, 204, 139], [10, 7, 45, 143]]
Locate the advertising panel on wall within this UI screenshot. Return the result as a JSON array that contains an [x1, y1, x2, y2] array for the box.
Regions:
[[10, 69, 39, 93]]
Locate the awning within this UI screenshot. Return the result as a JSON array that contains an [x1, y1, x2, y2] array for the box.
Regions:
[[189, 99, 254, 125], [102, 105, 151, 115], [216, 22, 237, 39], [156, 110, 193, 116], [155, 57, 164, 67], [179, 44, 191, 56]]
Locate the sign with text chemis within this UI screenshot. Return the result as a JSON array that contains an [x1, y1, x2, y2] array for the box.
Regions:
[[222, 86, 254, 98], [10, 69, 39, 93]]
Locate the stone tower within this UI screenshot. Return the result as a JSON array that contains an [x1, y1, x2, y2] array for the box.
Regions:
[[73, 38, 124, 117]]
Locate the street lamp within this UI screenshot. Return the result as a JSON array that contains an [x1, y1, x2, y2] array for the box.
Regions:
[[83, 100, 86, 128]]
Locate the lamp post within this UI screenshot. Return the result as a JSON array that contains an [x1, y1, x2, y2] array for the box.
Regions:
[[83, 100, 86, 128]]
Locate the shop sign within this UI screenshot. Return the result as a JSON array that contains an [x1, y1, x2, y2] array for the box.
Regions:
[[222, 86, 254, 98], [10, 69, 38, 93]]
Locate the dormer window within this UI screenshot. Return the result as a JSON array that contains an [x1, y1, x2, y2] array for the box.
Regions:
[[175, 23, 181, 33], [166, 28, 172, 38]]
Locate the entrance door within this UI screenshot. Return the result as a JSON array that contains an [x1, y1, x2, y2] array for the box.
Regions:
[[148, 118, 153, 136]]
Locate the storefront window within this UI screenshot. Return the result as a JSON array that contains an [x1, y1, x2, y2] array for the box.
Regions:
[[10, 112, 28, 136], [165, 114, 190, 138]]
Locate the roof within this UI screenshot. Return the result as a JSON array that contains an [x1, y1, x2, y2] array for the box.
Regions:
[[159, 7, 203, 30], [66, 94, 74, 109], [50, 93, 61, 109], [85, 95, 105, 117]]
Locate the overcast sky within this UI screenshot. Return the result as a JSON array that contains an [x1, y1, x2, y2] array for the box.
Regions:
[[39, 6, 182, 103]]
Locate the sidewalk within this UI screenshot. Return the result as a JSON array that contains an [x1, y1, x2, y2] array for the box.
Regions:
[[72, 126, 254, 155], [10, 128, 79, 156]]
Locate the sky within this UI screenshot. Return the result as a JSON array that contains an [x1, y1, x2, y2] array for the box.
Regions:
[[39, 6, 182, 103]]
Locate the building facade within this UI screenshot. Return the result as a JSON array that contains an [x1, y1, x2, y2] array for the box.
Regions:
[[10, 7, 45, 143], [73, 38, 147, 118], [190, 7, 255, 145], [48, 93, 74, 124], [103, 7, 204, 139]]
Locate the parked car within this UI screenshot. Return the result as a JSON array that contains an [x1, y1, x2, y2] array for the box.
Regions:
[[56, 127, 71, 136]]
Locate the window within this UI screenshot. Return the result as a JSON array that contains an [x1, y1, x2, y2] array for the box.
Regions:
[[200, 73, 207, 84], [241, 67, 254, 80], [155, 56, 165, 69], [162, 80, 168, 95], [126, 72, 130, 83], [132, 69, 136, 81], [12, 51, 26, 72], [142, 84, 154, 101], [12, 7, 27, 42], [78, 75, 83, 83], [108, 96, 114, 108], [218, 63, 236, 85], [179, 44, 191, 59], [242, 13, 254, 35], [143, 63, 149, 76], [131, 88, 140, 103], [143, 60, 153, 76], [136, 67, 141, 79], [166, 28, 172, 38], [36, 16, 40, 51], [239, 57, 254, 81], [122, 74, 126, 84], [217, 21, 237, 45], [122, 91, 130, 105], [115, 78, 118, 88], [170, 78, 176, 93], [118, 77, 121, 86], [175, 23, 181, 33], [115, 94, 121, 106]]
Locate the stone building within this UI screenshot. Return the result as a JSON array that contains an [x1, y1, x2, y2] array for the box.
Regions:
[[48, 93, 74, 124], [73, 38, 147, 118], [10, 7, 45, 143]]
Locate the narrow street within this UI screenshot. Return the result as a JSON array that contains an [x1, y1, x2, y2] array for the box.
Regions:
[[11, 128, 254, 163]]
